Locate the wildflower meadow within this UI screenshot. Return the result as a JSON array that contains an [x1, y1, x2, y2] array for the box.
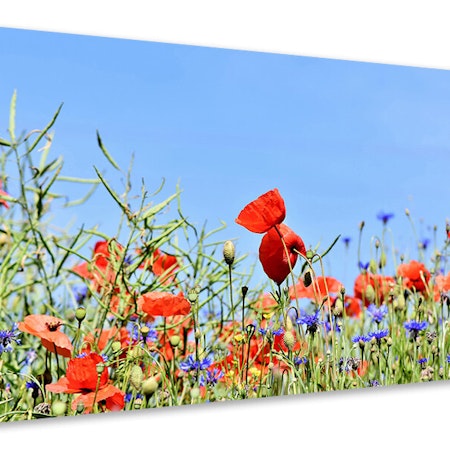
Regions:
[[0, 91, 449, 422]]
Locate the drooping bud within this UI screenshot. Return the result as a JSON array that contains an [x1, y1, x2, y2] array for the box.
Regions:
[[369, 259, 378, 274], [223, 240, 235, 266]]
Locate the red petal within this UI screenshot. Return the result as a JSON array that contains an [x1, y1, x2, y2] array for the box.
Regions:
[[259, 224, 305, 285], [235, 188, 286, 233], [137, 291, 191, 317]]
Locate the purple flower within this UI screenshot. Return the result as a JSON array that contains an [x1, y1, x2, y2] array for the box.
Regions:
[[352, 334, 371, 344], [368, 329, 389, 341], [199, 368, 223, 387], [180, 355, 213, 372], [297, 310, 322, 335], [367, 304, 388, 324], [377, 211, 394, 225], [404, 320, 428, 339], [0, 324, 21, 354]]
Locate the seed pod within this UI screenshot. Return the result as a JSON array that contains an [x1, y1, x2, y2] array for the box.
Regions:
[[142, 377, 159, 396], [283, 330, 295, 351]]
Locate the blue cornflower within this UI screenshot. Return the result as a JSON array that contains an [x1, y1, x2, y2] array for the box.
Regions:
[[297, 310, 322, 335], [419, 238, 431, 251], [125, 392, 143, 403], [368, 329, 389, 341], [25, 349, 37, 366], [272, 327, 284, 336], [72, 285, 88, 304], [258, 326, 284, 337], [404, 320, 428, 339], [447, 355, 450, 363], [342, 237, 351, 247], [26, 381, 40, 390], [417, 358, 428, 365], [352, 334, 371, 344], [0, 324, 21, 354], [369, 379, 380, 387], [377, 211, 395, 225], [294, 356, 308, 366], [124, 254, 133, 266], [199, 368, 224, 387], [367, 304, 388, 323], [358, 261, 370, 271], [179, 355, 213, 372], [75, 352, 88, 359]]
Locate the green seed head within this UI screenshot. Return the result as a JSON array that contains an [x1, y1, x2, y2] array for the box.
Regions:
[[364, 285, 376, 303], [111, 341, 122, 353]]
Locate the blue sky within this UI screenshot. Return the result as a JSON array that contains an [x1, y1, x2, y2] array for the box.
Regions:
[[1, 26, 450, 291]]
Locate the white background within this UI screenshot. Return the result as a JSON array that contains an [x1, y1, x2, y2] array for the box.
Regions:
[[1, 1, 449, 447]]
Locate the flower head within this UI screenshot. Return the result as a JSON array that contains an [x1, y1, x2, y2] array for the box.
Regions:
[[296, 310, 322, 335], [368, 328, 389, 341], [235, 188, 286, 233], [397, 260, 431, 293], [46, 352, 125, 413], [377, 211, 394, 225], [366, 304, 388, 323], [0, 324, 21, 354], [17, 315, 72, 358], [259, 224, 306, 285]]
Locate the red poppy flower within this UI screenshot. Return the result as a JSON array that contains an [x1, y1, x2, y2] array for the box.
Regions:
[[353, 273, 395, 306], [17, 314, 73, 358], [397, 260, 431, 293], [46, 352, 125, 413], [289, 276, 342, 302], [0, 180, 10, 209], [433, 272, 450, 301], [259, 224, 306, 285], [342, 295, 362, 318], [139, 248, 179, 285], [72, 240, 124, 292], [235, 188, 286, 233], [137, 291, 191, 317]]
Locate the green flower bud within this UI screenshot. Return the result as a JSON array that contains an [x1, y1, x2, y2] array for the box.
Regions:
[[169, 335, 181, 347], [130, 364, 143, 390], [364, 284, 376, 303], [75, 307, 86, 323], [52, 400, 67, 416], [190, 387, 200, 399], [283, 330, 295, 351], [142, 377, 159, 396], [223, 240, 235, 266], [111, 341, 122, 353], [369, 259, 378, 274], [379, 251, 387, 269]]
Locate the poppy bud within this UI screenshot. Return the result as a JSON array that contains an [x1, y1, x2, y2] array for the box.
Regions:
[[111, 341, 122, 353], [76, 402, 85, 414], [283, 330, 295, 351], [188, 288, 199, 303], [369, 259, 377, 274], [169, 335, 181, 347], [75, 307, 86, 323], [223, 240, 235, 266], [96, 363, 105, 375], [364, 285, 376, 303], [394, 293, 406, 311], [379, 251, 387, 269], [130, 364, 143, 390], [303, 270, 312, 287], [142, 377, 159, 396], [52, 400, 67, 416], [241, 286, 249, 298], [306, 249, 314, 260], [190, 387, 200, 399]]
